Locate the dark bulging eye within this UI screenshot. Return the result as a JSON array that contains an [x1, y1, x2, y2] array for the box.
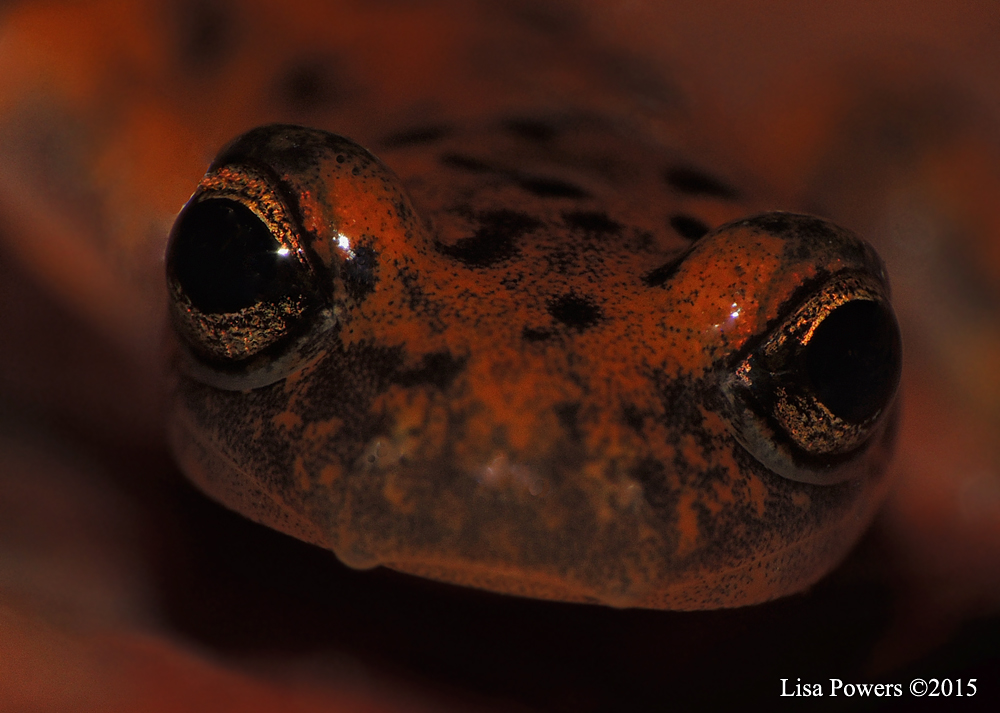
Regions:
[[166, 177, 326, 384], [805, 300, 901, 424], [168, 198, 300, 314], [720, 271, 901, 485]]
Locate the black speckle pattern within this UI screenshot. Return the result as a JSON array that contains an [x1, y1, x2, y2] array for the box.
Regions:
[[342, 245, 378, 302], [436, 210, 543, 268], [547, 292, 603, 330]]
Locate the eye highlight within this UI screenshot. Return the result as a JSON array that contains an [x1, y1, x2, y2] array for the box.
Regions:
[[170, 198, 301, 316], [723, 273, 902, 484], [805, 299, 900, 425], [166, 165, 330, 389]]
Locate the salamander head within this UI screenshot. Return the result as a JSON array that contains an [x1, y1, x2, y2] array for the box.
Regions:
[[165, 124, 900, 609]]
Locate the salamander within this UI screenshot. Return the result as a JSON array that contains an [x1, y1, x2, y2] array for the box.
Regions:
[[0, 0, 905, 611], [8, 1, 1000, 710], [163, 122, 900, 609]]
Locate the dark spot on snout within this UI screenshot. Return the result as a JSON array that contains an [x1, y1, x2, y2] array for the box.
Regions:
[[664, 166, 739, 200], [436, 210, 543, 267], [548, 293, 603, 330]]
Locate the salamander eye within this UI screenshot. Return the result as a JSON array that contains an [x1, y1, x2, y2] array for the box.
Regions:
[[805, 299, 900, 424], [722, 273, 902, 484], [166, 165, 332, 389]]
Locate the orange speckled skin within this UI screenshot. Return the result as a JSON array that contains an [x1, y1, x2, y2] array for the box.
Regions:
[[169, 124, 896, 609]]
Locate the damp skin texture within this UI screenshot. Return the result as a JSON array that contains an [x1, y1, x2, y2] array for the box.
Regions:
[[167, 124, 899, 610]]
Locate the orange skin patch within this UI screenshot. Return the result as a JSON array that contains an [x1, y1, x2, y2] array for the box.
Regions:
[[168, 125, 897, 610]]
